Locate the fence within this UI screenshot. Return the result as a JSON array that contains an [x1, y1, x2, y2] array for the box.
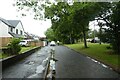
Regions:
[[28, 41, 44, 47], [0, 37, 12, 47]]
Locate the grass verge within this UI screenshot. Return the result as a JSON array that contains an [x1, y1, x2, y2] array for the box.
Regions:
[[66, 43, 119, 71], [0, 46, 38, 59], [19, 46, 37, 54]]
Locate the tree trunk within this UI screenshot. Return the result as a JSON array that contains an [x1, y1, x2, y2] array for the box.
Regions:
[[83, 30, 88, 48], [70, 34, 72, 44], [99, 26, 102, 45]]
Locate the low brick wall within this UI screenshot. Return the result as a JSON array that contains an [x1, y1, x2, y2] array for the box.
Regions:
[[1, 46, 41, 70]]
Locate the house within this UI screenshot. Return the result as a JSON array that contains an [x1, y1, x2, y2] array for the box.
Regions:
[[0, 17, 25, 47]]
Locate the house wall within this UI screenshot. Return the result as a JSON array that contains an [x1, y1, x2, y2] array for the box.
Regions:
[[8, 26, 15, 33], [15, 22, 25, 36], [0, 21, 13, 47], [0, 20, 12, 37]]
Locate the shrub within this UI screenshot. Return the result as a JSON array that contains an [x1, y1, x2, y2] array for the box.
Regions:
[[7, 38, 21, 55], [106, 46, 112, 49]]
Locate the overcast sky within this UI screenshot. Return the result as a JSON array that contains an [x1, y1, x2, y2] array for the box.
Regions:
[[0, 0, 52, 37]]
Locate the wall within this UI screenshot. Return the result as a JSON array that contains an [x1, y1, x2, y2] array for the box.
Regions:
[[1, 46, 41, 70], [8, 26, 15, 33], [0, 21, 13, 47], [15, 22, 25, 36], [0, 20, 12, 37]]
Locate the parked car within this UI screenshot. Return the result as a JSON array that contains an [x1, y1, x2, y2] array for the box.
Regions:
[[19, 40, 29, 47], [50, 41, 56, 46]]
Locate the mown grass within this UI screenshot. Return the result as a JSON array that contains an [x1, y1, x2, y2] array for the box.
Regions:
[[66, 43, 119, 68], [0, 46, 37, 59], [19, 46, 36, 54]]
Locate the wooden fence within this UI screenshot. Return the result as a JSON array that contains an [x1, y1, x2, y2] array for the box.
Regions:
[[28, 41, 43, 47], [0, 37, 12, 47]]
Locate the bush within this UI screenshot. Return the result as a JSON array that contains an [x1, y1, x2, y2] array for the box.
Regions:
[[106, 46, 112, 49], [7, 38, 21, 55]]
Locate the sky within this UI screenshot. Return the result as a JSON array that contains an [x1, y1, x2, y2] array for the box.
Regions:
[[0, 0, 52, 37]]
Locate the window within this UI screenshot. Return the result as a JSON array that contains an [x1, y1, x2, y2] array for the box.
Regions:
[[20, 30, 23, 35], [10, 27, 13, 32], [16, 29, 18, 34]]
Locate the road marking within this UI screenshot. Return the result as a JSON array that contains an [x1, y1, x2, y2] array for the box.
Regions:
[[86, 56, 108, 68]]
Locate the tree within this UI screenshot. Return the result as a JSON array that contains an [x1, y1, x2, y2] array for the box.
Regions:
[[7, 38, 21, 55], [45, 28, 56, 41], [72, 2, 101, 48], [45, 2, 82, 44], [109, 2, 120, 54], [95, 2, 120, 54], [15, 1, 120, 53], [97, 21, 106, 44]]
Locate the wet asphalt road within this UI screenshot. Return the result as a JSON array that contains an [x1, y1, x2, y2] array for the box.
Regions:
[[2, 46, 51, 78], [2, 45, 120, 79], [55, 46, 120, 78]]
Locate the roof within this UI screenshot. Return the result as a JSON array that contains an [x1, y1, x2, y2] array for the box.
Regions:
[[8, 32, 25, 38], [7, 20, 21, 27], [0, 17, 21, 28], [0, 17, 13, 27]]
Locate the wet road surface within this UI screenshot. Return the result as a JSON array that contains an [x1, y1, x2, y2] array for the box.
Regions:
[[2, 46, 51, 78], [2, 45, 120, 79], [55, 46, 120, 78]]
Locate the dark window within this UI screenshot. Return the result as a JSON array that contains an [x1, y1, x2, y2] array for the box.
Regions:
[[20, 30, 23, 35], [16, 29, 18, 34], [10, 27, 13, 32]]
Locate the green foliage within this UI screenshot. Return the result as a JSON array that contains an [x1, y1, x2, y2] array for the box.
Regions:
[[7, 38, 21, 55], [45, 28, 56, 41], [15, 0, 120, 54], [96, 2, 120, 54], [110, 2, 120, 54]]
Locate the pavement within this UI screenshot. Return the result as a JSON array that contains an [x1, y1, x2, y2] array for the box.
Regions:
[[55, 46, 120, 78], [2, 46, 51, 78]]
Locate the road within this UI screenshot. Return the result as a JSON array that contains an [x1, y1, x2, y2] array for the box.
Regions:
[[2, 46, 51, 78], [55, 46, 119, 78], [2, 45, 120, 79]]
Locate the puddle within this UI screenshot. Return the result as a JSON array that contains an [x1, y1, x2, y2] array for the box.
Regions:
[[36, 65, 45, 74], [25, 61, 35, 65], [42, 57, 49, 67], [27, 74, 38, 78]]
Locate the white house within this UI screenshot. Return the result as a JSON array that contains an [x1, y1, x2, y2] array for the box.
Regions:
[[0, 17, 25, 47]]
